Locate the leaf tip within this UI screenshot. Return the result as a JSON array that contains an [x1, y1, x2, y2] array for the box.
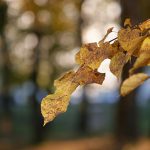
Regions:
[[43, 120, 48, 126]]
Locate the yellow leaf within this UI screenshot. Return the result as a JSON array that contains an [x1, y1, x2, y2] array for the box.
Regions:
[[118, 28, 145, 53], [130, 37, 150, 75], [76, 42, 118, 70], [54, 71, 78, 94], [41, 19, 150, 125], [41, 68, 105, 125], [120, 73, 149, 96], [41, 71, 79, 125], [139, 19, 150, 31], [41, 93, 70, 125], [75, 43, 97, 65], [76, 29, 118, 70], [109, 52, 126, 79], [124, 18, 132, 28]]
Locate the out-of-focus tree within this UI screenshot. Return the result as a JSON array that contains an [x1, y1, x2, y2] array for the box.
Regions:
[[5, 0, 82, 88], [117, 0, 150, 144], [0, 0, 13, 140], [1, 0, 83, 144]]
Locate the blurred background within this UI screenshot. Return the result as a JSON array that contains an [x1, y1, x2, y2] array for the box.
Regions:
[[0, 0, 150, 150]]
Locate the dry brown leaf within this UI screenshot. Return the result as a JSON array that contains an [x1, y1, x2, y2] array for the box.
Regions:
[[120, 73, 149, 96], [76, 29, 118, 70], [124, 18, 132, 28], [109, 52, 126, 79], [74, 66, 105, 85], [76, 42, 119, 70], [88, 43, 115, 69], [75, 42, 97, 66], [41, 19, 150, 125], [139, 19, 150, 31], [118, 28, 145, 53], [41, 67, 105, 125], [109, 40, 121, 56], [129, 37, 150, 75]]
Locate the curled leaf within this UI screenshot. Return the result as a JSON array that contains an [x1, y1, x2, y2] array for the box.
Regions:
[[139, 19, 150, 31], [120, 73, 149, 96], [129, 37, 150, 75], [41, 19, 150, 125]]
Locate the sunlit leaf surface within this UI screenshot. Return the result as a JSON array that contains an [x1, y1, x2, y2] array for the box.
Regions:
[[120, 73, 149, 96], [41, 19, 150, 125]]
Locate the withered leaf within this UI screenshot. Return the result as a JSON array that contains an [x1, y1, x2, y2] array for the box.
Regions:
[[41, 71, 79, 125], [129, 37, 150, 75], [74, 66, 105, 85], [124, 18, 132, 28], [109, 52, 126, 79], [41, 19, 150, 125], [41, 67, 105, 125], [54, 71, 78, 94], [75, 42, 97, 66], [87, 43, 115, 69], [76, 42, 118, 70], [41, 94, 70, 125], [75, 43, 104, 70], [139, 19, 150, 31], [118, 28, 145, 53], [120, 73, 149, 96], [76, 29, 118, 70]]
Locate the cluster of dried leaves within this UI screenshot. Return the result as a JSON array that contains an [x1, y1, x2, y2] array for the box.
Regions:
[[41, 19, 150, 125]]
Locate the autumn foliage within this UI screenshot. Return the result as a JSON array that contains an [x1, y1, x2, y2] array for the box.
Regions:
[[41, 19, 150, 125]]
